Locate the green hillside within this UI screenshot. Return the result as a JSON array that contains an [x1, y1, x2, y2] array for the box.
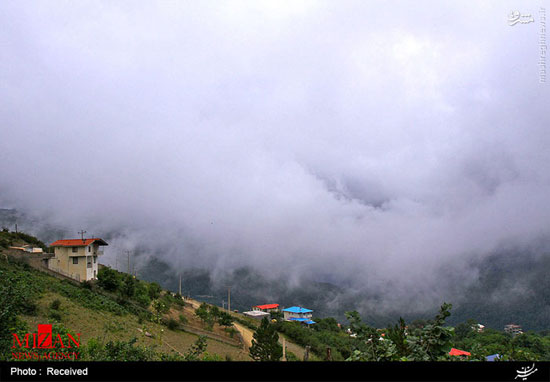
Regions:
[[0, 231, 250, 361]]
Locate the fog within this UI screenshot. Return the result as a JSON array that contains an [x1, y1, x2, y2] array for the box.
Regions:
[[1, 1, 549, 313]]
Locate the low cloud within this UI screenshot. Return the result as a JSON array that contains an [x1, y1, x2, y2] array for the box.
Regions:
[[1, 0, 549, 313]]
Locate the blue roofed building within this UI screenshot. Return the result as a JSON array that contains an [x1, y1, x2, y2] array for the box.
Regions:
[[282, 306, 314, 324]]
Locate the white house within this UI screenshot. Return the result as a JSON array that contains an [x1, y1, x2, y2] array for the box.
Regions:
[[282, 306, 315, 325], [48, 238, 108, 281]]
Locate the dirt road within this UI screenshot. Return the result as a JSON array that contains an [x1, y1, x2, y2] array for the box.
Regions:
[[233, 322, 254, 349]]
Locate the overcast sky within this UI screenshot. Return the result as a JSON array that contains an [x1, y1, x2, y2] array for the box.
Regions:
[[1, 1, 549, 309]]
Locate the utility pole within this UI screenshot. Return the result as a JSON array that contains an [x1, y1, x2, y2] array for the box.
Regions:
[[227, 286, 231, 312], [179, 274, 182, 296], [78, 230, 87, 242], [14, 223, 17, 233], [126, 250, 130, 274]]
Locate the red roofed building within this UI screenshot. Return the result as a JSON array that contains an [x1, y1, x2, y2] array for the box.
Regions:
[[253, 303, 280, 312], [48, 238, 108, 281], [449, 348, 471, 356]]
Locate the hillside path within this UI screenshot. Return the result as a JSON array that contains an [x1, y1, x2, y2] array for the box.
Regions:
[[233, 322, 254, 349]]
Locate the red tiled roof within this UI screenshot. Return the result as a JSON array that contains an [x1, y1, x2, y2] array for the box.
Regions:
[[254, 304, 279, 310], [449, 348, 471, 356], [50, 238, 108, 247]]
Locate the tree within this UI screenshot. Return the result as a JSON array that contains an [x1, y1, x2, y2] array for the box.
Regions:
[[249, 317, 283, 361], [121, 274, 136, 298], [403, 303, 455, 361], [314, 317, 340, 333], [455, 319, 478, 341], [195, 303, 210, 323], [147, 282, 162, 300], [217, 311, 234, 327], [97, 267, 121, 291], [345, 303, 455, 362], [183, 336, 208, 361]]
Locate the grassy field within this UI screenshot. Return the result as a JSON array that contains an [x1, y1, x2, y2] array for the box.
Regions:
[[1, 257, 250, 361], [21, 292, 248, 360]]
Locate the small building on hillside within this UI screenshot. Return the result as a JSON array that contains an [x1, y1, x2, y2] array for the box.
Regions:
[[253, 303, 279, 313], [9, 245, 43, 253], [474, 324, 485, 332], [243, 310, 271, 320], [282, 306, 315, 325], [48, 238, 108, 281], [504, 324, 523, 335]]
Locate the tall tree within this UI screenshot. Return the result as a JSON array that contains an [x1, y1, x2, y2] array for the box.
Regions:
[[249, 317, 283, 361]]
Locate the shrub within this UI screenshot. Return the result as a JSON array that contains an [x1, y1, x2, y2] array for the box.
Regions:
[[97, 268, 121, 291], [49, 310, 62, 322], [21, 301, 38, 316], [83, 337, 157, 361], [81, 280, 93, 290], [121, 275, 136, 298], [147, 282, 162, 300], [224, 327, 237, 338], [50, 299, 61, 310], [285, 351, 299, 361], [137, 312, 150, 324], [134, 292, 151, 308], [166, 318, 179, 331]]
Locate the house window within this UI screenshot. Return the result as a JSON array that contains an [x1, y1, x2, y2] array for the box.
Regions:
[[88, 246, 91, 252], [72, 257, 79, 265], [93, 256, 97, 263], [72, 247, 78, 253]]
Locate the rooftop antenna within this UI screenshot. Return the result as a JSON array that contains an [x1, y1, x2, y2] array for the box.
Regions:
[[78, 230, 87, 242]]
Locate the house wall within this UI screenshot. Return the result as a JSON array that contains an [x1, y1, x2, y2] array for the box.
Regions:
[[49, 245, 99, 281], [283, 311, 313, 321]]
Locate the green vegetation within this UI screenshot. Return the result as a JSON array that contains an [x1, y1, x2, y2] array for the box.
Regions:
[[273, 303, 550, 362], [0, 229, 49, 252], [194, 303, 234, 331], [0, 231, 245, 361], [274, 319, 352, 360], [249, 317, 283, 361], [82, 335, 211, 361]]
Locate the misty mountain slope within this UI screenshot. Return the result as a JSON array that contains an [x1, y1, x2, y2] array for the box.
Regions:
[[449, 249, 550, 331], [135, 248, 550, 331], [2, 207, 549, 330]]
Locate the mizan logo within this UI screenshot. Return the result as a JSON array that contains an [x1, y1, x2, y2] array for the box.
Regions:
[[11, 324, 81, 360]]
